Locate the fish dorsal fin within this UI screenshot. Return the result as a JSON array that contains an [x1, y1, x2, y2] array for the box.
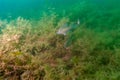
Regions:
[[77, 19, 80, 25]]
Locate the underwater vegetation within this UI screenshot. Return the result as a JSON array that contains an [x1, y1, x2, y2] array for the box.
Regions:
[[0, 13, 120, 80], [0, 0, 120, 80]]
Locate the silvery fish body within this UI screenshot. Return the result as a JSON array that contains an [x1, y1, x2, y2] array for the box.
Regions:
[[57, 19, 80, 36], [57, 24, 71, 35], [57, 19, 80, 48]]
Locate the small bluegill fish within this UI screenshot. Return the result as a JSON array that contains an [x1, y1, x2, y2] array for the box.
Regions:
[[57, 19, 80, 36], [57, 25, 70, 35], [57, 19, 80, 48]]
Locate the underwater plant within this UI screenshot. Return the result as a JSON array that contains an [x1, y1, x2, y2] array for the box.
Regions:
[[0, 0, 120, 79]]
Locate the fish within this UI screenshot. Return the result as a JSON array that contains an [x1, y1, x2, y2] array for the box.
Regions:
[[57, 19, 80, 48], [57, 23, 70, 35], [57, 19, 80, 36]]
